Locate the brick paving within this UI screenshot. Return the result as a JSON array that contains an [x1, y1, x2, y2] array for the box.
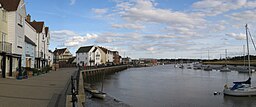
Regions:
[[0, 68, 77, 107]]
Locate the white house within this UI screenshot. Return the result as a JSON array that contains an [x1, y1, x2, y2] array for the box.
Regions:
[[93, 47, 102, 65], [76, 45, 96, 66], [47, 50, 53, 67], [22, 17, 37, 68], [29, 20, 50, 68], [23, 36, 36, 68], [107, 50, 114, 64], [99, 47, 114, 65], [0, 0, 26, 78]]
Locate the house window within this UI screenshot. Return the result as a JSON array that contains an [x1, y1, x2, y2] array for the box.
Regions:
[[18, 14, 23, 26], [2, 10, 7, 22], [2, 33, 6, 51]]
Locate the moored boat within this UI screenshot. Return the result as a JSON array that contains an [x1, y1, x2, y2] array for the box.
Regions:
[[223, 24, 256, 96]]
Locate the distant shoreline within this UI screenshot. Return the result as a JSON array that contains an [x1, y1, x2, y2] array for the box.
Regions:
[[202, 60, 256, 66]]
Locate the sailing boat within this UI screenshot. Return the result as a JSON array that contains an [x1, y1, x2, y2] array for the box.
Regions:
[[223, 24, 256, 96], [238, 45, 250, 73], [220, 49, 231, 72], [237, 46, 254, 73], [91, 71, 106, 99]]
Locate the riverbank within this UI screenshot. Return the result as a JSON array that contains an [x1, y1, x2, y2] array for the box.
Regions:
[[82, 65, 130, 107], [202, 60, 256, 66]]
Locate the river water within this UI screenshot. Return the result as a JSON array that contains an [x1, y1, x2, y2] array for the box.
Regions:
[[93, 64, 256, 107]]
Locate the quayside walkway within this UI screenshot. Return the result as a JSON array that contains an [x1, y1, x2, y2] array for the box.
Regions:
[[0, 68, 77, 107]]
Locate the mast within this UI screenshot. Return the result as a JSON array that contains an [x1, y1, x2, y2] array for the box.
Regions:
[[243, 45, 245, 67], [101, 70, 105, 92], [246, 24, 251, 78], [225, 49, 227, 66]]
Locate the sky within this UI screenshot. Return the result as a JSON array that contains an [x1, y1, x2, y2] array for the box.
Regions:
[[25, 0, 256, 59]]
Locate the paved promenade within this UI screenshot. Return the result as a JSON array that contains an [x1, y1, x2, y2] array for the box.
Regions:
[[0, 68, 77, 107]]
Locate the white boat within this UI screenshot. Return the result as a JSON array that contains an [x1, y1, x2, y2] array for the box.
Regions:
[[220, 49, 231, 72], [91, 90, 106, 99], [223, 24, 256, 96], [220, 66, 231, 72]]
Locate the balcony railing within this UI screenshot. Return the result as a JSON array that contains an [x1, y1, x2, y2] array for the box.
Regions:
[[0, 41, 12, 53]]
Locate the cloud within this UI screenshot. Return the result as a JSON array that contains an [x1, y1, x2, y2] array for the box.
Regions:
[[116, 0, 206, 26], [92, 8, 108, 14], [112, 23, 144, 30], [192, 0, 246, 16], [65, 33, 98, 47], [51, 30, 98, 47], [69, 0, 76, 5], [228, 10, 256, 21], [226, 33, 246, 40]]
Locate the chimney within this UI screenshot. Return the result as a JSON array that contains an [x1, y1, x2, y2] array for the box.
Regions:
[[26, 14, 31, 22]]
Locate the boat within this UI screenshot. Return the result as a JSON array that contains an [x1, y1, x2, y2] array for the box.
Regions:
[[223, 24, 256, 96], [220, 66, 231, 72], [179, 64, 184, 69], [220, 49, 231, 72], [91, 71, 106, 99], [203, 66, 212, 71], [91, 89, 106, 99], [238, 45, 248, 73]]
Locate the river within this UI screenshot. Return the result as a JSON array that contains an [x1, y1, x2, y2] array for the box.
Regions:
[[92, 64, 256, 107]]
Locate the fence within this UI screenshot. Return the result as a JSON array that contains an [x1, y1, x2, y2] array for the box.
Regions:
[[70, 66, 81, 107]]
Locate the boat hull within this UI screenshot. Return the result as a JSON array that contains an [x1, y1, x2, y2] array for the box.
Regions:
[[92, 93, 106, 99], [223, 87, 256, 96]]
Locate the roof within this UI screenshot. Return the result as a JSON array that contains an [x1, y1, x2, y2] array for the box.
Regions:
[[45, 27, 49, 37], [48, 50, 53, 53], [67, 57, 76, 64], [92, 47, 98, 52], [76, 46, 94, 53], [54, 48, 67, 55], [29, 21, 44, 33], [25, 36, 36, 46], [99, 47, 107, 53], [0, 0, 20, 11]]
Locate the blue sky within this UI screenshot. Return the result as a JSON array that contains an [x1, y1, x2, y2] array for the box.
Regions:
[[25, 0, 256, 59]]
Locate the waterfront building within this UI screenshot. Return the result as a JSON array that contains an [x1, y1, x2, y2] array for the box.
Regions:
[[99, 47, 114, 65], [93, 47, 102, 65], [22, 16, 37, 68], [0, 0, 27, 78], [47, 50, 54, 67], [113, 51, 121, 65], [98, 47, 107, 64], [53, 48, 73, 63], [22, 36, 36, 68], [122, 57, 132, 65], [67, 57, 76, 64], [76, 45, 96, 66], [0, 2, 9, 78], [29, 20, 50, 68], [107, 50, 114, 64]]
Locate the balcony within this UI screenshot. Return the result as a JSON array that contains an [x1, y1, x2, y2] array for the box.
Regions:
[[0, 41, 12, 53]]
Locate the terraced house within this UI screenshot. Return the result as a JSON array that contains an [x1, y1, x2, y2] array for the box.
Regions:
[[0, 0, 51, 78], [76, 45, 118, 66], [0, 0, 26, 78], [28, 20, 50, 69]]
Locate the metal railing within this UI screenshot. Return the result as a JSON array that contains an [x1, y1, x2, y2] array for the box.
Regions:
[[0, 41, 12, 53], [70, 66, 81, 107]]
